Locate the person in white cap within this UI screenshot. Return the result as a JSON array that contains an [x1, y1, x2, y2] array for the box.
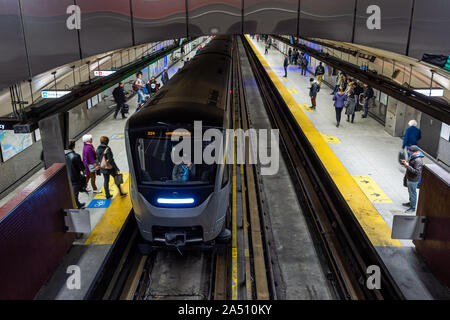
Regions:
[[402, 120, 421, 158]]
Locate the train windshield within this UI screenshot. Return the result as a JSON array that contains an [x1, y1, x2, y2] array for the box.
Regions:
[[136, 136, 218, 186]]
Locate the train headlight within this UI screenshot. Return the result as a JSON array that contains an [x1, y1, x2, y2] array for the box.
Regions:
[[156, 197, 195, 205]]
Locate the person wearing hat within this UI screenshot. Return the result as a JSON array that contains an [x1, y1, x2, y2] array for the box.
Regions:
[[401, 145, 424, 213]]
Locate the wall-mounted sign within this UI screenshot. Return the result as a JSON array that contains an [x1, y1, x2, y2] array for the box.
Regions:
[[41, 90, 71, 99], [94, 70, 116, 77], [413, 88, 444, 97]]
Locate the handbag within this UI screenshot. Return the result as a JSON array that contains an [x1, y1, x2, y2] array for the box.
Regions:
[[122, 104, 129, 114], [114, 173, 123, 185], [100, 148, 113, 170]]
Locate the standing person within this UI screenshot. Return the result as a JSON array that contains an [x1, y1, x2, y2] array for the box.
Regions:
[[362, 83, 374, 118], [402, 120, 422, 157], [309, 78, 320, 110], [300, 53, 308, 76], [288, 47, 292, 64], [161, 67, 170, 86], [265, 41, 269, 55], [133, 72, 146, 108], [345, 81, 357, 123], [65, 140, 86, 209], [146, 76, 160, 97], [332, 71, 343, 95], [112, 82, 127, 119], [283, 54, 289, 78], [401, 145, 424, 213], [333, 87, 347, 127], [82, 134, 100, 194], [96, 136, 127, 199], [315, 62, 325, 86]]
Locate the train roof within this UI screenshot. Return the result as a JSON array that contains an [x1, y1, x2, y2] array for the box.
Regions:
[[127, 36, 232, 132]]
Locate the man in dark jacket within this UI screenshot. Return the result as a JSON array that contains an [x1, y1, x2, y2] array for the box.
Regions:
[[300, 53, 308, 76], [362, 83, 374, 118], [65, 140, 85, 209], [315, 62, 325, 85], [112, 83, 127, 119], [161, 68, 169, 86], [283, 54, 289, 77], [401, 145, 424, 213], [309, 78, 320, 110]]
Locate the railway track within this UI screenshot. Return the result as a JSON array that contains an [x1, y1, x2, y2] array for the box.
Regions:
[[241, 34, 404, 300], [103, 37, 275, 301]]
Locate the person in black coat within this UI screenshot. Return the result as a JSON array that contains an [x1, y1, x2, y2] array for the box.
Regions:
[[65, 139, 86, 208], [283, 54, 289, 77], [112, 82, 127, 119], [96, 136, 127, 199]]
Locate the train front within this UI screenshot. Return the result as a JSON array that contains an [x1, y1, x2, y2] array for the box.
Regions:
[[125, 123, 231, 247]]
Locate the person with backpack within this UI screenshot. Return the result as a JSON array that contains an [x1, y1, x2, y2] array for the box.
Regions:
[[362, 83, 374, 118], [112, 82, 127, 119], [65, 139, 86, 208], [315, 62, 325, 86], [96, 136, 127, 199], [133, 72, 145, 108], [309, 78, 320, 110], [300, 53, 308, 76]]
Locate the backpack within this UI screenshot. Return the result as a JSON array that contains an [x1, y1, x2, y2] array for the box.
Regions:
[[132, 83, 139, 91]]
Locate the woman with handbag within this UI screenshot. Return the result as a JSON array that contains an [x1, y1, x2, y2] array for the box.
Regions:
[[82, 134, 100, 193], [96, 136, 127, 199]]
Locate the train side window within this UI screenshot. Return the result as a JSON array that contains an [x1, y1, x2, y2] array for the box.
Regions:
[[221, 164, 230, 188]]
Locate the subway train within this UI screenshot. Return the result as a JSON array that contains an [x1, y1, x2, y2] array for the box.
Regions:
[[125, 36, 233, 248]]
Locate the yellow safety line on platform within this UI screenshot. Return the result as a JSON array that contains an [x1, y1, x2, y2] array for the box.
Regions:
[[231, 74, 238, 301], [85, 173, 131, 245], [352, 175, 392, 204], [245, 35, 401, 247], [320, 133, 341, 143]]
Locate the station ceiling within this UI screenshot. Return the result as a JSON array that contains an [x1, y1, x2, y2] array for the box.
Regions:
[[1, 0, 449, 90]]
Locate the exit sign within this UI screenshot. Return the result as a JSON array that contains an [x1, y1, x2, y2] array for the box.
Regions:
[[94, 70, 116, 77]]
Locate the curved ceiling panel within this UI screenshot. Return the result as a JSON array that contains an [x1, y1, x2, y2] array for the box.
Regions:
[[408, 0, 450, 59], [77, 0, 133, 58], [188, 0, 242, 36], [1, 0, 448, 90], [0, 0, 30, 89], [20, 0, 80, 77], [354, 0, 413, 55], [299, 0, 355, 42], [244, 0, 298, 35], [132, 0, 187, 45]]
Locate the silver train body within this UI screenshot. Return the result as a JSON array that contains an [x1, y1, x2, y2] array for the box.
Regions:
[[125, 36, 233, 245]]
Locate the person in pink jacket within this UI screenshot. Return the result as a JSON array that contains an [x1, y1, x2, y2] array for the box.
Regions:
[[82, 134, 100, 193]]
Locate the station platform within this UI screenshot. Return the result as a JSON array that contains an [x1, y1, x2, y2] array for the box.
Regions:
[[246, 36, 450, 299], [34, 48, 200, 300]]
